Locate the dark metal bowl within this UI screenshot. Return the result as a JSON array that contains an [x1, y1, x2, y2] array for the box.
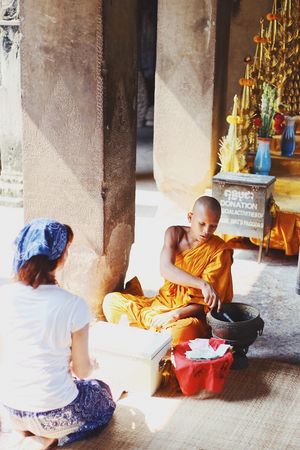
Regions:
[[206, 302, 264, 350]]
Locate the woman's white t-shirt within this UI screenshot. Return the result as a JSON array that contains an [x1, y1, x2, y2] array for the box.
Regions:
[[0, 282, 91, 412]]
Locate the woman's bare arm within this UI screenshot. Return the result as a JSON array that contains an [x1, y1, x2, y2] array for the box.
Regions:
[[70, 324, 93, 379]]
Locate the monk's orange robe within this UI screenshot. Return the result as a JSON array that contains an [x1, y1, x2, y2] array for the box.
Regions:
[[103, 235, 233, 345], [250, 210, 300, 256]]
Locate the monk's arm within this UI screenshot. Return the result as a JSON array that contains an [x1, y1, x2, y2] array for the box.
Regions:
[[172, 303, 205, 319], [201, 247, 233, 303], [160, 226, 220, 310]]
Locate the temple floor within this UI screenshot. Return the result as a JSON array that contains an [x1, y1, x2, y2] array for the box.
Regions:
[[0, 179, 299, 449]]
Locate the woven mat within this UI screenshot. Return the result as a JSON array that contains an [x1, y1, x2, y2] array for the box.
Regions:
[[58, 358, 300, 450], [231, 248, 300, 364]]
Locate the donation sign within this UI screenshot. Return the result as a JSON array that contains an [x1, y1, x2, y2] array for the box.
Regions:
[[212, 173, 276, 239]]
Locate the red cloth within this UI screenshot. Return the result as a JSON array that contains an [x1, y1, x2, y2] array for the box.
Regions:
[[173, 338, 233, 396]]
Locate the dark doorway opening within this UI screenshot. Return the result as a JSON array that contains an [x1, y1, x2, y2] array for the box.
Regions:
[[136, 0, 157, 179]]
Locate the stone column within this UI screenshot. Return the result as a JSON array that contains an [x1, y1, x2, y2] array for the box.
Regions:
[[154, 0, 232, 210], [20, 0, 137, 317], [0, 0, 23, 206]]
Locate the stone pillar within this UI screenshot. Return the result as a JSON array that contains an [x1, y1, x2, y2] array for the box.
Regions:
[[20, 0, 137, 317], [154, 0, 232, 210], [0, 0, 23, 206]]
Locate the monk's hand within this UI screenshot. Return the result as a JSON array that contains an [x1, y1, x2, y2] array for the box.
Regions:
[[151, 311, 180, 329], [201, 281, 222, 312]]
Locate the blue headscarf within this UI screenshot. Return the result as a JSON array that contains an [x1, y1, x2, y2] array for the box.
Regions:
[[13, 218, 68, 273]]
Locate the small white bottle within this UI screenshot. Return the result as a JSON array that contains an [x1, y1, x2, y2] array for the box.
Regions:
[[119, 314, 130, 326]]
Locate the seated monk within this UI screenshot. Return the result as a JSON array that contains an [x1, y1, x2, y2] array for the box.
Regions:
[[103, 196, 233, 346]]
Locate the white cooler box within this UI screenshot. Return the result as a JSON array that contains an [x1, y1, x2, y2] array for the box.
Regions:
[[89, 321, 172, 395]]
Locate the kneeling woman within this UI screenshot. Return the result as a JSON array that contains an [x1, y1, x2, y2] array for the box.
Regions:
[[0, 219, 116, 449]]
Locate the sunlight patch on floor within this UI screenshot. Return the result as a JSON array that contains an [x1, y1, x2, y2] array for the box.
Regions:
[[118, 393, 182, 433], [232, 250, 267, 296]]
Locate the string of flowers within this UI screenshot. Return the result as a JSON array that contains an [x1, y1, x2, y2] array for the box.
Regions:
[[257, 82, 276, 138]]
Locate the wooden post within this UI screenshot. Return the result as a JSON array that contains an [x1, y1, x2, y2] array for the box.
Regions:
[[296, 247, 300, 295]]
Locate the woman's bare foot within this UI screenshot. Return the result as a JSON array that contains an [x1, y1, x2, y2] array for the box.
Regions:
[[21, 435, 58, 450], [5, 430, 27, 448]]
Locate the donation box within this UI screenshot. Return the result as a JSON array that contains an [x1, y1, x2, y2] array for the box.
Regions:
[[212, 172, 276, 261], [89, 321, 172, 396]]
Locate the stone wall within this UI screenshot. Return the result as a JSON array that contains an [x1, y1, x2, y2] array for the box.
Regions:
[[0, 0, 23, 206]]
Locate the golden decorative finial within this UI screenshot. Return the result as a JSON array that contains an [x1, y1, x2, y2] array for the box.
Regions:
[[218, 95, 246, 173]]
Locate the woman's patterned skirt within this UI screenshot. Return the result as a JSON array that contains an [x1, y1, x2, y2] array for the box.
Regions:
[[3, 379, 116, 446]]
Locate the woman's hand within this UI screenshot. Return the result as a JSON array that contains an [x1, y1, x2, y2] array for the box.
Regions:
[[90, 357, 99, 371]]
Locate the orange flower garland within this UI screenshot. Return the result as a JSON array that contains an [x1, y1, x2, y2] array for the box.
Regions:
[[253, 35, 268, 44], [266, 12, 280, 21], [239, 78, 255, 87]]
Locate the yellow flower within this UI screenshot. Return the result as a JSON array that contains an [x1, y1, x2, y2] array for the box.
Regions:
[[226, 115, 242, 125]]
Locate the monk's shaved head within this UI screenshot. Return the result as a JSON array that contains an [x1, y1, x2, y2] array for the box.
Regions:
[[187, 196, 221, 242], [192, 196, 221, 219]]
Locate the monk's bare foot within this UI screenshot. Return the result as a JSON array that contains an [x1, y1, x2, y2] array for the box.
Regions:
[[21, 436, 58, 450]]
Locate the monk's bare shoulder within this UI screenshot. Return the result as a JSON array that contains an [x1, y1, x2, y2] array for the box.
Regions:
[[165, 225, 190, 251]]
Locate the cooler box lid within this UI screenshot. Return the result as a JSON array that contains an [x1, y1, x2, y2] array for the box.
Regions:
[[89, 321, 172, 360]]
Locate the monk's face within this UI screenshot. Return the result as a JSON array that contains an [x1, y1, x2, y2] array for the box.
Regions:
[[188, 205, 220, 243]]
